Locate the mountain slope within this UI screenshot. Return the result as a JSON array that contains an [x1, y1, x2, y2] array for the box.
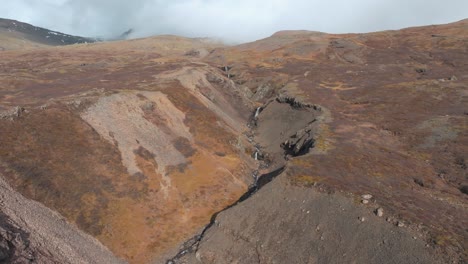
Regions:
[[0, 34, 253, 263], [181, 19, 468, 263], [0, 18, 96, 50], [0, 19, 466, 263]]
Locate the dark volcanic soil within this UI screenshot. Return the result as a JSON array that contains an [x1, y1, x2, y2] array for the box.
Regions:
[[179, 175, 446, 264]]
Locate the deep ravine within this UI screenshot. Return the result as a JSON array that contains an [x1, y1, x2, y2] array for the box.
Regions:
[[165, 166, 285, 264], [166, 97, 321, 264]]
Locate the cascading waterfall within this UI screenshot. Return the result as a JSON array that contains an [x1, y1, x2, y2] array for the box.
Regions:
[[224, 66, 230, 78], [254, 107, 262, 119]]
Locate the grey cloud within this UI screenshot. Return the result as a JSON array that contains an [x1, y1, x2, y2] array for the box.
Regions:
[[0, 0, 467, 43]]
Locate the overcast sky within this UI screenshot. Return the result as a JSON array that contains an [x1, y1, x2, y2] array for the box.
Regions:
[[1, 0, 467, 43]]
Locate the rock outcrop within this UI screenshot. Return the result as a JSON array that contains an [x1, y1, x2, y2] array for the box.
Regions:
[[281, 122, 316, 157]]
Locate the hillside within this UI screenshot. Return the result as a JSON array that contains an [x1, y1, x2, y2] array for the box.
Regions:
[[0, 19, 467, 263], [0, 18, 96, 51]]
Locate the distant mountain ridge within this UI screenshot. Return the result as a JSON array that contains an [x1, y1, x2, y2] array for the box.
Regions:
[[0, 18, 98, 50]]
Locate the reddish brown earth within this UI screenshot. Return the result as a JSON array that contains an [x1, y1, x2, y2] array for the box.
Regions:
[[0, 19, 467, 263]]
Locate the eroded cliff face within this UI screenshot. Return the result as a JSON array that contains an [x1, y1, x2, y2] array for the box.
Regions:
[[0, 19, 467, 263]]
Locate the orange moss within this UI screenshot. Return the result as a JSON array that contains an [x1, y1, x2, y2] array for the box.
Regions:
[[290, 174, 323, 187]]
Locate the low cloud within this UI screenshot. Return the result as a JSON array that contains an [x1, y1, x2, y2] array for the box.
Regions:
[[1, 0, 467, 43]]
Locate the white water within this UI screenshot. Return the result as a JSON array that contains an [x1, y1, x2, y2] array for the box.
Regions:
[[254, 107, 261, 119]]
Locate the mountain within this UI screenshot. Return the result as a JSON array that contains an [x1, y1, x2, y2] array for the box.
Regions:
[[118, 28, 134, 40], [0, 19, 467, 264], [0, 18, 97, 50]]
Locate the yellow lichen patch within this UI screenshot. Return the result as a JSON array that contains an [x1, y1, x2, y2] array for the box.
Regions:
[[100, 198, 150, 262], [290, 175, 323, 187], [371, 172, 385, 178], [291, 157, 314, 168], [312, 123, 334, 154], [134, 151, 161, 191], [409, 151, 432, 162], [320, 81, 356, 91], [434, 235, 458, 246], [280, 82, 302, 97], [170, 150, 247, 210], [382, 80, 438, 91]]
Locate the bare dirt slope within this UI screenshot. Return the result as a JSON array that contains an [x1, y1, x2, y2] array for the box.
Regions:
[[179, 176, 446, 264], [0, 18, 467, 264]]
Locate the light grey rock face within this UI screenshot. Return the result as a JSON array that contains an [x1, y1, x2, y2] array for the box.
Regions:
[[0, 106, 25, 120], [0, 212, 36, 263], [376, 207, 384, 217], [281, 123, 315, 156], [251, 83, 274, 101], [0, 174, 126, 264]]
